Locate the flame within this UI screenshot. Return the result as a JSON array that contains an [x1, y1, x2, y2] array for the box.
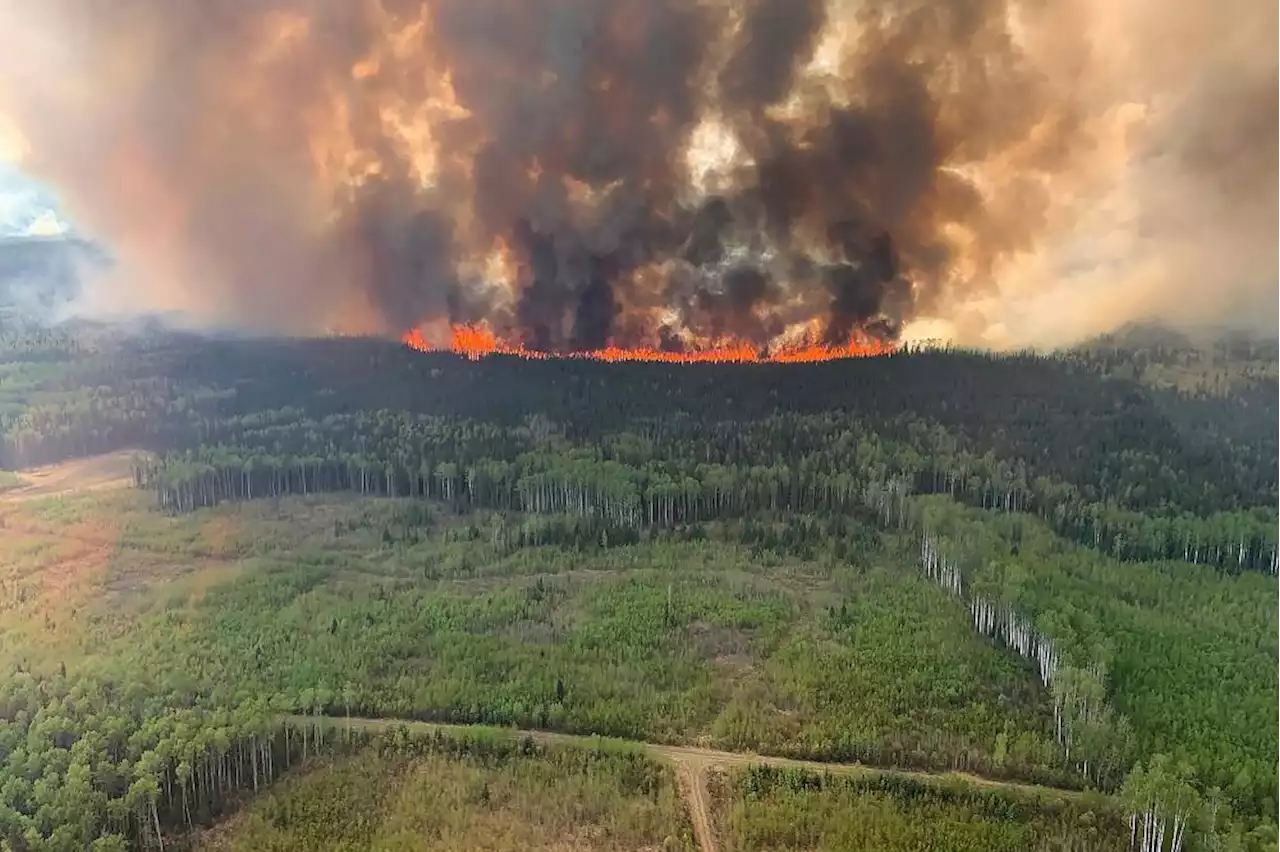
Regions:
[[401, 323, 892, 363]]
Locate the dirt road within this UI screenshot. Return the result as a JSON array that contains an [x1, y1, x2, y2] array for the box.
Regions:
[[289, 715, 1085, 852]]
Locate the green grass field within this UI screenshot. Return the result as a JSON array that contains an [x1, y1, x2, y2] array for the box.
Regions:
[[711, 765, 1128, 852], [198, 738, 695, 852], [0, 486, 1062, 780]]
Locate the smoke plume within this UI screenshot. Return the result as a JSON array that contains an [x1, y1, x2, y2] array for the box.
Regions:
[[0, 0, 1273, 350]]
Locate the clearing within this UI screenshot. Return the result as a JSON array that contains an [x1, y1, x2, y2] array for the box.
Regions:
[[0, 449, 143, 502], [293, 715, 1091, 852], [198, 743, 696, 852]]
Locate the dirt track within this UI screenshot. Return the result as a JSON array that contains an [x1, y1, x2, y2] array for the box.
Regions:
[[0, 450, 142, 503], [290, 715, 1085, 852]]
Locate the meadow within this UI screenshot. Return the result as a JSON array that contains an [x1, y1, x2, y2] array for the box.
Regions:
[[198, 736, 696, 852], [711, 764, 1127, 852], [2, 484, 1063, 781]]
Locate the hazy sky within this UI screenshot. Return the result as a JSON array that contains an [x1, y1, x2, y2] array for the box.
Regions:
[[0, 164, 71, 237]]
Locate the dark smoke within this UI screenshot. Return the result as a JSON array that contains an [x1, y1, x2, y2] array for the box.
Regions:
[[0, 0, 1096, 349]]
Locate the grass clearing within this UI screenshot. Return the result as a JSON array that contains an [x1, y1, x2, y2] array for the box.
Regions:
[[711, 765, 1127, 852], [1, 488, 1068, 785], [0, 449, 140, 501], [93, 495, 1065, 779], [0, 469, 24, 493], [198, 742, 696, 852]]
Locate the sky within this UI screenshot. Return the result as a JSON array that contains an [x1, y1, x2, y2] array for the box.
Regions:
[[0, 116, 67, 236], [0, 164, 71, 237]]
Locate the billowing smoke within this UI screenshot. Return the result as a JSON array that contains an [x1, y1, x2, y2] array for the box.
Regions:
[[0, 234, 108, 319], [940, 0, 1278, 348], [0, 0, 1273, 351]]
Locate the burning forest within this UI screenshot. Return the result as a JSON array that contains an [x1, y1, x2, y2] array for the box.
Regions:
[[0, 0, 1274, 356], [401, 323, 894, 362]]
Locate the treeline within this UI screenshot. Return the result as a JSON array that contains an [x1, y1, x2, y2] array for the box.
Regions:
[[0, 669, 360, 851], [902, 495, 1279, 826], [0, 662, 678, 852], [1039, 501, 1277, 573], [5, 326, 1276, 571], [3, 329, 1275, 517], [129, 445, 869, 528], [911, 467, 1278, 574], [128, 407, 1278, 574], [861, 480, 1134, 795], [0, 379, 214, 470]]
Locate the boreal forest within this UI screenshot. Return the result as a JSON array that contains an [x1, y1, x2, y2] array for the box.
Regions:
[[0, 317, 1276, 851]]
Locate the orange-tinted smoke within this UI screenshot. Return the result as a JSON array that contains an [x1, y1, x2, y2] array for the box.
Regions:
[[0, 0, 1273, 350]]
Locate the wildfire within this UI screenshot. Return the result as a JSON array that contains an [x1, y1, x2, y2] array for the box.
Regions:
[[401, 324, 893, 363]]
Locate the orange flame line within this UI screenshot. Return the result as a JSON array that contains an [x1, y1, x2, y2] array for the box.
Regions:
[[401, 325, 893, 363]]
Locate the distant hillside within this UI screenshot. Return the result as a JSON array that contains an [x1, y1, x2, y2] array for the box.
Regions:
[[1073, 321, 1277, 393]]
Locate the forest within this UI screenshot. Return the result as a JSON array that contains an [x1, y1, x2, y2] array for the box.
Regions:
[[0, 318, 1276, 851]]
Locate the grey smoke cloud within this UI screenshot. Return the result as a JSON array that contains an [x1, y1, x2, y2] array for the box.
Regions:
[[0, 0, 1273, 350]]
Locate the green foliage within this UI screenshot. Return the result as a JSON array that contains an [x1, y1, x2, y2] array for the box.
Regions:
[[3, 328, 1275, 524], [0, 490, 1083, 849], [224, 750, 396, 850], [913, 497, 1279, 820], [0, 324, 1275, 848], [720, 765, 1129, 851], [723, 565, 1057, 781], [112, 522, 1058, 777], [0, 672, 331, 852], [205, 736, 695, 851]]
